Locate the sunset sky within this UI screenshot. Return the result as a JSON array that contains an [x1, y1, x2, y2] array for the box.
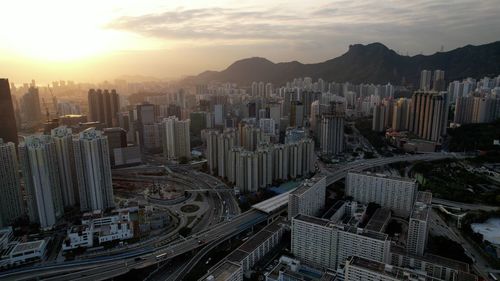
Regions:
[[1, 0, 499, 84]]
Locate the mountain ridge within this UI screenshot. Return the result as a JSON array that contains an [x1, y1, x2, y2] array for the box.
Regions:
[[187, 41, 500, 86]]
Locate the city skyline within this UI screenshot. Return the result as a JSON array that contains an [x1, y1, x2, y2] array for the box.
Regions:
[[1, 0, 500, 83]]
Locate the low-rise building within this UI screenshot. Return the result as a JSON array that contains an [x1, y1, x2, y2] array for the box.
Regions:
[[224, 218, 286, 276], [0, 239, 48, 267], [63, 209, 134, 251], [200, 260, 243, 281], [265, 256, 337, 281]]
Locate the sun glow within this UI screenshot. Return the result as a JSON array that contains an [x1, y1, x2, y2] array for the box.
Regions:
[[0, 1, 152, 61]]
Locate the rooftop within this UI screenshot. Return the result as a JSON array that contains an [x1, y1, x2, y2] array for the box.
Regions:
[[294, 214, 331, 227], [10, 239, 46, 254], [205, 260, 241, 281], [227, 218, 285, 263], [290, 176, 326, 197], [365, 208, 391, 232], [252, 191, 292, 214], [348, 171, 417, 184]]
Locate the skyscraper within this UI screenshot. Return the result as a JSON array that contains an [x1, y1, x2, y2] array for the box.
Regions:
[[407, 192, 432, 256], [51, 126, 78, 207], [320, 102, 345, 155], [20, 86, 43, 124], [136, 103, 156, 150], [0, 139, 24, 227], [19, 135, 64, 229], [419, 70, 432, 91], [88, 89, 120, 127], [73, 128, 114, 211], [0, 79, 19, 145], [160, 117, 191, 160], [408, 91, 449, 143], [433, 70, 446, 91]]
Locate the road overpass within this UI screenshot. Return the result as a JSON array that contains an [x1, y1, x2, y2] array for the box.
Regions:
[[0, 153, 461, 281]]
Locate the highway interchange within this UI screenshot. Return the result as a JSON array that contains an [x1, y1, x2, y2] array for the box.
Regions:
[[0, 152, 496, 281]]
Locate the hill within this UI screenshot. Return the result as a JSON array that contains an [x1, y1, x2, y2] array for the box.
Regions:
[[187, 41, 500, 86]]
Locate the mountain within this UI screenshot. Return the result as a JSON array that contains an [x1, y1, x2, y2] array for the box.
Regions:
[[188, 41, 500, 86]]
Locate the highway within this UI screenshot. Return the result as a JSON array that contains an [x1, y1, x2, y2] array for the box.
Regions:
[[0, 152, 462, 281]]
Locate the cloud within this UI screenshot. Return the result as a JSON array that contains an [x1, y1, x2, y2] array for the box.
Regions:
[[106, 0, 500, 55]]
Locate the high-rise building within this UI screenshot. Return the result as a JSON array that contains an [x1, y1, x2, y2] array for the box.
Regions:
[[160, 117, 191, 160], [291, 214, 391, 270], [407, 191, 432, 256], [136, 103, 156, 150], [73, 128, 114, 211], [392, 98, 411, 131], [419, 70, 432, 91], [19, 135, 64, 229], [88, 89, 120, 127], [290, 101, 304, 127], [51, 126, 78, 207], [0, 139, 24, 227], [320, 107, 345, 155], [288, 176, 326, 219], [433, 70, 446, 91], [259, 118, 275, 135], [346, 172, 417, 217], [103, 127, 127, 166], [408, 91, 449, 143], [20, 86, 42, 124], [0, 79, 19, 145]]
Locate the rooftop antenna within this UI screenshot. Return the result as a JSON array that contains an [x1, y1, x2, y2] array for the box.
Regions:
[[440, 45, 444, 52]]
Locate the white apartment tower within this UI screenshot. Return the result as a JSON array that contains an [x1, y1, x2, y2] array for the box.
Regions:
[[288, 176, 326, 220], [19, 135, 64, 229], [420, 70, 432, 91], [0, 139, 24, 227], [73, 128, 114, 211], [51, 126, 78, 207], [160, 117, 191, 160], [407, 192, 432, 256], [291, 215, 391, 270], [346, 172, 417, 217], [320, 103, 345, 155]]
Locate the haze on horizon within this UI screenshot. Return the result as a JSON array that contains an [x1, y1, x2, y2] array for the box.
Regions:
[[1, 0, 499, 84]]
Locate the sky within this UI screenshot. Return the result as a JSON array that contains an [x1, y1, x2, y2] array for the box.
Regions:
[[1, 0, 499, 84]]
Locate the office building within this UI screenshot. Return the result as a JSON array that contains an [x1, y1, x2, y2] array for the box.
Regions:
[[73, 128, 114, 212], [19, 135, 64, 229], [0, 79, 19, 145], [407, 192, 432, 256], [0, 139, 24, 226], [346, 172, 417, 217], [288, 176, 326, 219], [51, 126, 78, 207]]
